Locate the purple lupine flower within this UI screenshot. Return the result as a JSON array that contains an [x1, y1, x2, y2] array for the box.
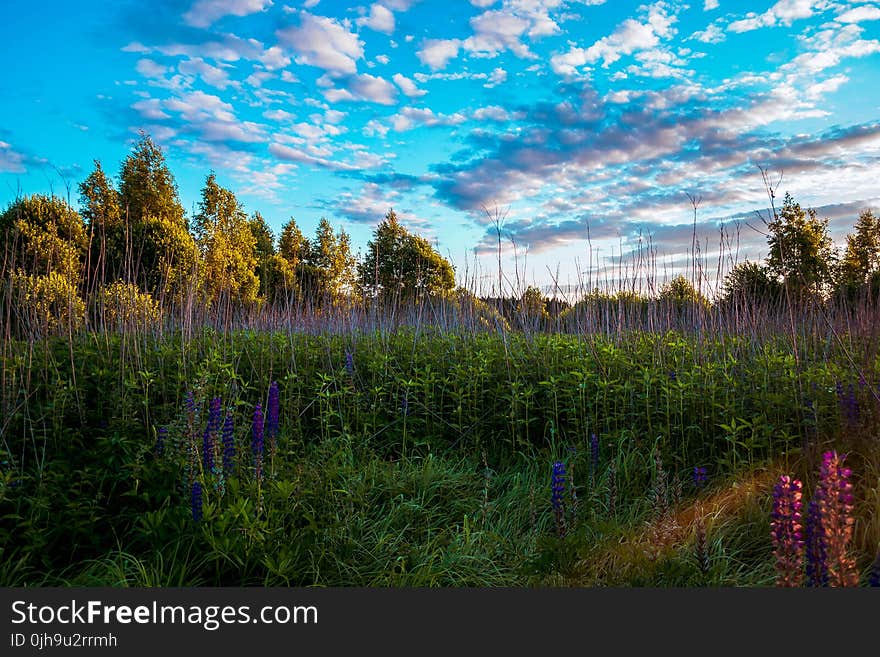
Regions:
[[209, 397, 222, 430], [267, 381, 280, 456], [155, 426, 167, 456], [184, 390, 196, 417], [222, 412, 235, 476], [191, 481, 203, 522], [805, 499, 827, 587], [252, 403, 264, 483], [551, 461, 567, 538], [400, 393, 409, 417], [771, 475, 804, 587], [814, 451, 858, 587], [589, 433, 599, 481], [345, 350, 354, 378], [202, 397, 222, 473], [202, 426, 214, 473], [693, 466, 708, 489]]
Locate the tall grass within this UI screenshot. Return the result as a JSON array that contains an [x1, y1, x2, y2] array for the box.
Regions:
[[2, 215, 879, 587]]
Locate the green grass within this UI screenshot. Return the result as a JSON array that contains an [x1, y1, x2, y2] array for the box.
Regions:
[[1, 327, 878, 586]]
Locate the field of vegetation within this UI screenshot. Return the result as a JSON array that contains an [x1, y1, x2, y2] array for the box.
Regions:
[[2, 134, 879, 587]]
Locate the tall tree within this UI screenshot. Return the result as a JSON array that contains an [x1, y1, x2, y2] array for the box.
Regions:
[[358, 209, 455, 302], [273, 217, 311, 303], [0, 194, 86, 281], [248, 211, 276, 299], [1, 195, 87, 333], [308, 217, 356, 303], [838, 209, 879, 288], [78, 160, 123, 289], [118, 131, 197, 299], [278, 217, 310, 265], [720, 261, 782, 305], [766, 193, 836, 299], [658, 275, 706, 305], [193, 173, 259, 305]]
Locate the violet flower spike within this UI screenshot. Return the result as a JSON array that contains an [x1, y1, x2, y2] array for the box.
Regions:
[[267, 381, 280, 456], [222, 412, 235, 476], [551, 461, 567, 538], [770, 475, 804, 587]]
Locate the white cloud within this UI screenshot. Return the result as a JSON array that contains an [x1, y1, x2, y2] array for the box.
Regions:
[[382, 0, 418, 10], [389, 107, 467, 131], [472, 105, 521, 121], [162, 90, 267, 143], [364, 119, 391, 138], [260, 46, 291, 70], [729, 0, 824, 33], [484, 66, 507, 87], [178, 58, 234, 89], [278, 12, 364, 74], [132, 98, 171, 120], [691, 23, 725, 43], [838, 5, 880, 23], [263, 109, 295, 121], [319, 72, 398, 105], [417, 39, 462, 70], [465, 10, 533, 58], [551, 2, 677, 75], [183, 0, 273, 28], [806, 73, 848, 99], [121, 42, 150, 53], [0, 141, 27, 173], [357, 4, 396, 34], [392, 73, 427, 97], [135, 58, 169, 78], [704, 0, 718, 9]]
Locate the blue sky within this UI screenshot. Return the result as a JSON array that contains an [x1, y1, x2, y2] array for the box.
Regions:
[[2, 0, 880, 295]]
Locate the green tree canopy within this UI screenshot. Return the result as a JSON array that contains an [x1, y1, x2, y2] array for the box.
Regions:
[[720, 261, 783, 305], [272, 217, 312, 303], [307, 217, 357, 303], [248, 211, 276, 299], [766, 193, 836, 299], [193, 173, 259, 305], [0, 194, 86, 281], [358, 209, 455, 303], [658, 275, 706, 306], [1, 195, 87, 335], [78, 160, 123, 288], [278, 217, 310, 265], [118, 131, 196, 298], [517, 285, 548, 319], [838, 209, 879, 289]]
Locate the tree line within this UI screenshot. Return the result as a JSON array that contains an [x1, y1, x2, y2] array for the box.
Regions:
[[1, 132, 456, 332], [2, 131, 879, 333]]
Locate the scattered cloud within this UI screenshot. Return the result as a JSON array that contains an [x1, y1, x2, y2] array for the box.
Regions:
[[392, 72, 427, 97], [357, 4, 396, 34], [183, 0, 273, 28], [278, 11, 364, 74], [551, 2, 679, 76]]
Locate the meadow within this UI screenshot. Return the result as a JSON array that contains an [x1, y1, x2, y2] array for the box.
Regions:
[[2, 297, 878, 587]]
